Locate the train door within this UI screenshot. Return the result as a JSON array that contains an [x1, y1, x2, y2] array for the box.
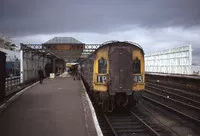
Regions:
[[0, 51, 6, 99], [109, 47, 132, 95]]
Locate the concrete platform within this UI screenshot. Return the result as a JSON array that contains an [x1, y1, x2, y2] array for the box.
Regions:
[[0, 74, 102, 136], [146, 72, 200, 80]]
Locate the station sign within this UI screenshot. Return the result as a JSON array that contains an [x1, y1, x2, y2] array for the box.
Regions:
[[56, 45, 85, 51]]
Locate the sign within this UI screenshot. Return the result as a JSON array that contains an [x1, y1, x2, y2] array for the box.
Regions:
[[56, 45, 71, 50], [50, 73, 55, 78], [133, 75, 143, 83], [97, 75, 107, 83], [56, 45, 83, 51]]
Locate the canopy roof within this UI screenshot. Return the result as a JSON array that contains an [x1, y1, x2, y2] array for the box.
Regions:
[[42, 37, 85, 62]]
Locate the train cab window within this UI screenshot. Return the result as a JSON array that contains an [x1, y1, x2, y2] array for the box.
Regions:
[[98, 57, 107, 74], [132, 58, 141, 73]]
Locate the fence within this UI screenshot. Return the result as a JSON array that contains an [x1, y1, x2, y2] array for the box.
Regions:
[[5, 76, 21, 95], [145, 45, 192, 74]]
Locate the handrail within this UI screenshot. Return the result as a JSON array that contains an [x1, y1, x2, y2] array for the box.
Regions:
[[5, 76, 21, 93]]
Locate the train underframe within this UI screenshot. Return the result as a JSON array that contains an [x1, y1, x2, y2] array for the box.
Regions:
[[94, 91, 143, 113]]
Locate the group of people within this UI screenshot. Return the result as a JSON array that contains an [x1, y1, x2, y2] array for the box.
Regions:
[[67, 64, 81, 80], [38, 64, 82, 84]]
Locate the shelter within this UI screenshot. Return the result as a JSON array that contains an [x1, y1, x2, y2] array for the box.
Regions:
[[42, 37, 85, 62]]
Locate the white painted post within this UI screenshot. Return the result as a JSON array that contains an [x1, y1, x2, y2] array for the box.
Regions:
[[20, 49, 23, 83], [189, 44, 192, 74]]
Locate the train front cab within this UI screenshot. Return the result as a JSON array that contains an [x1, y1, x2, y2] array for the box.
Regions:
[[92, 44, 145, 111]]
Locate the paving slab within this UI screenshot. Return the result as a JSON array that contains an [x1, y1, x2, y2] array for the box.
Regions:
[[0, 76, 97, 136]]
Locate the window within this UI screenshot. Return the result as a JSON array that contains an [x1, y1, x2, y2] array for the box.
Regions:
[[132, 58, 141, 73], [98, 57, 107, 74]]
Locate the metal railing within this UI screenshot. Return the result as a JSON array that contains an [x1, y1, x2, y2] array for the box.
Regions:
[[5, 76, 21, 93]]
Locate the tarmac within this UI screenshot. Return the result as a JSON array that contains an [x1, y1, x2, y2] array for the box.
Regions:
[[0, 73, 102, 136]]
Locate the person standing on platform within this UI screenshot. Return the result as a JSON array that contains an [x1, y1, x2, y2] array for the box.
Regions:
[[77, 64, 81, 80], [73, 65, 77, 80], [66, 67, 69, 73], [38, 67, 44, 84]]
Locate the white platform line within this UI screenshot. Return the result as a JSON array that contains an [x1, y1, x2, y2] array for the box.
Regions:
[[0, 81, 39, 114], [80, 80, 104, 136]]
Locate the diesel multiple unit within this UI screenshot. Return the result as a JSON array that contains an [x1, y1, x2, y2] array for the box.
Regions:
[[81, 41, 145, 112]]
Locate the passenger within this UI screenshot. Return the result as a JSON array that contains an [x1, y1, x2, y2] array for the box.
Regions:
[[66, 67, 69, 73], [73, 65, 78, 80], [77, 64, 81, 80], [38, 67, 44, 84]]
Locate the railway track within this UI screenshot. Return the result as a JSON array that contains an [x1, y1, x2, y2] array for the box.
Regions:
[[139, 99, 200, 136], [143, 86, 200, 125], [82, 77, 171, 136], [147, 79, 200, 95], [103, 111, 168, 136], [146, 82, 200, 108]]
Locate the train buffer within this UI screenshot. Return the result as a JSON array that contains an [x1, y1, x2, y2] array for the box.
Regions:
[[0, 72, 101, 136]]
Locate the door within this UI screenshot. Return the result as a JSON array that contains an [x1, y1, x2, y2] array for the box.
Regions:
[[109, 47, 132, 95], [0, 52, 6, 99]]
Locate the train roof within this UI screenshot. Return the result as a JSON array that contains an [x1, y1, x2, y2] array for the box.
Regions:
[[101, 41, 143, 50], [79, 41, 144, 63], [94, 40, 144, 55]]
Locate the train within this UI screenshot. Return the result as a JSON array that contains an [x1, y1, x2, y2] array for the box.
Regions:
[[80, 41, 145, 112]]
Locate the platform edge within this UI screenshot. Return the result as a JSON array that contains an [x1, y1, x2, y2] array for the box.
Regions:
[[80, 79, 104, 136], [0, 81, 39, 114]]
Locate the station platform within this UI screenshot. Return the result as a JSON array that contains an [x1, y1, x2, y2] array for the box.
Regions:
[[146, 72, 200, 79], [0, 73, 102, 136]]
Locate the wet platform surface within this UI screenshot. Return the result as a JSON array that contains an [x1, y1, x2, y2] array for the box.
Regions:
[[0, 76, 92, 136]]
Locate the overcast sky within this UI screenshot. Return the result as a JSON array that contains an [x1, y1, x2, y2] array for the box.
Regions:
[[1, 0, 200, 63]]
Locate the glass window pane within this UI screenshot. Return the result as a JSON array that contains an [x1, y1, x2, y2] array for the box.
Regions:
[[98, 57, 107, 74]]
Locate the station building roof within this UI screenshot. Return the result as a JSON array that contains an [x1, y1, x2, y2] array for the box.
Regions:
[[43, 37, 84, 45], [42, 37, 85, 62]]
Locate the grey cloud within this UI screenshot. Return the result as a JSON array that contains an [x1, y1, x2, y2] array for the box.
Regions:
[[192, 46, 200, 57], [1, 0, 200, 37], [11, 25, 200, 63]]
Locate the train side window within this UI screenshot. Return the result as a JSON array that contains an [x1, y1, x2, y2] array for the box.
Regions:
[[98, 57, 107, 74], [132, 58, 141, 73]]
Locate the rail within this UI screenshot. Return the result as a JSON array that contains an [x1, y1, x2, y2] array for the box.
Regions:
[[143, 94, 200, 125], [131, 112, 160, 136], [5, 76, 21, 93], [103, 112, 161, 136], [146, 83, 200, 108]]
